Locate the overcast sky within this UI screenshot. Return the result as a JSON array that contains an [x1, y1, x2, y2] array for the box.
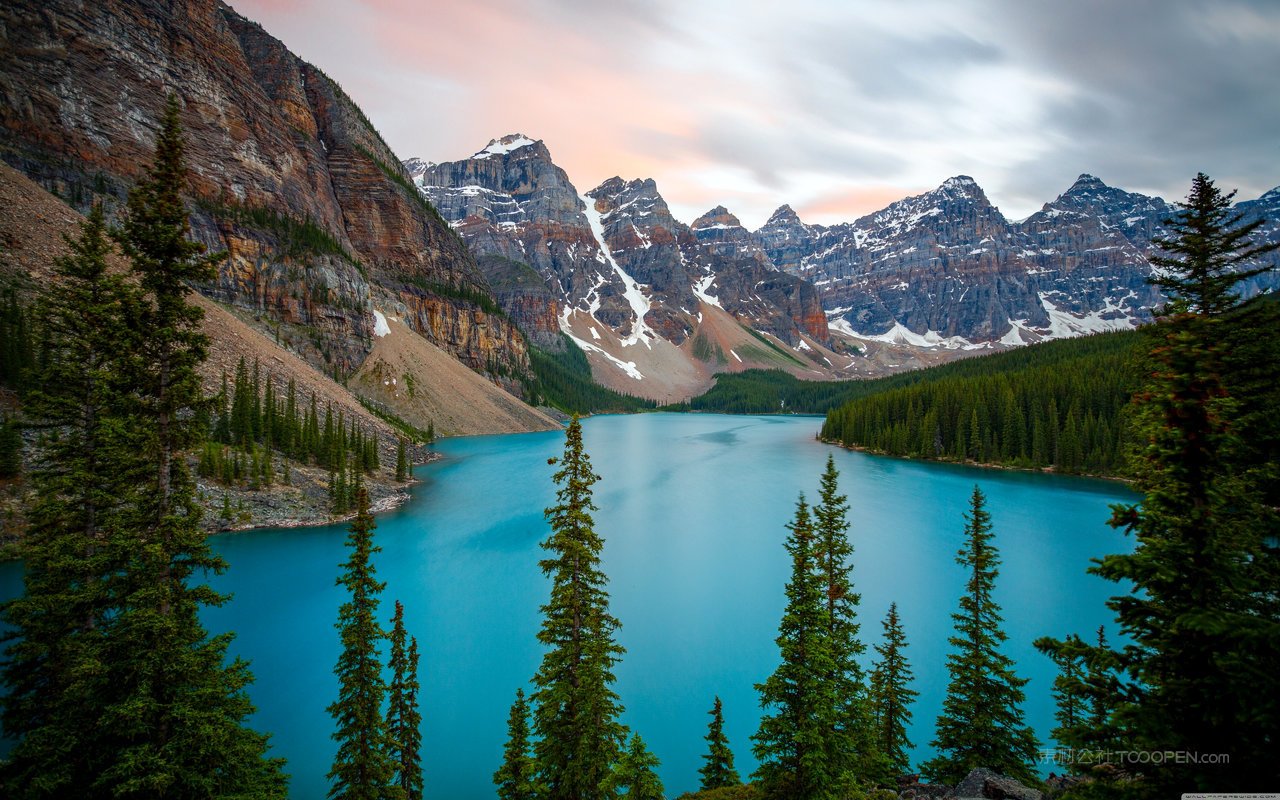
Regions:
[[231, 0, 1279, 228]]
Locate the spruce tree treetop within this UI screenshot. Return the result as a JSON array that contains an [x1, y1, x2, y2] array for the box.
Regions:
[[922, 486, 1038, 786], [602, 733, 665, 800], [494, 688, 538, 800], [387, 600, 423, 800], [869, 602, 917, 780], [327, 487, 396, 799], [531, 416, 627, 800], [1149, 173, 1278, 316], [699, 695, 740, 791], [752, 495, 841, 800]]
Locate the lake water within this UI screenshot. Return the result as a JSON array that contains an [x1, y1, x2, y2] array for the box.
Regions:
[[0, 413, 1137, 797]]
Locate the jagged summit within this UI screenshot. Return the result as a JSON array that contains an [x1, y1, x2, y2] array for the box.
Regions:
[[764, 204, 802, 226], [691, 205, 744, 231], [473, 133, 541, 159]]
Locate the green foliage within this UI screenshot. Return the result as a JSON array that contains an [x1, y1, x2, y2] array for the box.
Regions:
[[0, 287, 36, 393], [395, 438, 409, 482], [194, 196, 363, 271], [387, 601, 423, 800], [0, 204, 148, 796], [699, 696, 741, 791], [821, 332, 1140, 474], [603, 733, 665, 800], [672, 369, 858, 414], [402, 273, 506, 318], [868, 602, 917, 779], [675, 784, 761, 800], [922, 487, 1039, 786], [494, 688, 538, 800], [525, 335, 656, 415], [1, 100, 286, 798], [530, 417, 627, 800], [1085, 174, 1280, 795], [811, 456, 875, 787], [752, 496, 841, 800], [327, 486, 397, 799]]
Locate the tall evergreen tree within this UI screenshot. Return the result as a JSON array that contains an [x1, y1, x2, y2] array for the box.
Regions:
[[1090, 174, 1280, 795], [811, 455, 873, 786], [327, 486, 396, 799], [868, 602, 917, 779], [602, 733, 664, 800], [530, 416, 627, 800], [921, 486, 1038, 786], [753, 496, 840, 800], [395, 438, 408, 482], [698, 696, 740, 791], [0, 204, 147, 797], [90, 96, 285, 796], [494, 688, 538, 800], [387, 601, 423, 800]]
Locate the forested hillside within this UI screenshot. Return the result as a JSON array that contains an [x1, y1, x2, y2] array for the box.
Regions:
[[819, 332, 1141, 475]]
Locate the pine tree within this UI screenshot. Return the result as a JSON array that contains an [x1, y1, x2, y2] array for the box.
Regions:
[[98, 93, 286, 798], [753, 495, 840, 800], [699, 696, 740, 790], [921, 486, 1038, 786], [494, 688, 538, 800], [1045, 635, 1085, 750], [395, 438, 408, 482], [387, 601, 423, 800], [602, 733, 664, 800], [1090, 174, 1280, 795], [530, 416, 627, 800], [868, 602, 917, 779], [327, 486, 396, 799], [0, 204, 147, 796], [811, 455, 872, 786]]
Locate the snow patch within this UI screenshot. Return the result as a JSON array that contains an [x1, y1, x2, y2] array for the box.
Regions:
[[559, 309, 643, 380], [372, 310, 390, 338], [473, 135, 536, 159], [1036, 293, 1137, 339], [580, 193, 655, 348], [692, 272, 723, 308]]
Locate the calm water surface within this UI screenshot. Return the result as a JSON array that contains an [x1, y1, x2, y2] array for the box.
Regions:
[[1, 413, 1136, 797]]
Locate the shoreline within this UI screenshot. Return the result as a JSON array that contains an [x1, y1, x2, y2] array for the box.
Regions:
[[818, 436, 1134, 486]]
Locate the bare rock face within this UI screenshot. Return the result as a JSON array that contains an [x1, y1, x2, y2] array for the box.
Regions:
[[691, 205, 770, 265], [743, 174, 1280, 347], [411, 137, 829, 350], [948, 767, 1042, 800], [0, 0, 528, 381]]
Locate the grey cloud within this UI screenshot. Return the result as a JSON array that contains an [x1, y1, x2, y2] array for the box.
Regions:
[[994, 0, 1280, 203]]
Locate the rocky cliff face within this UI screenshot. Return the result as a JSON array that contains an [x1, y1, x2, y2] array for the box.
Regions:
[[737, 174, 1280, 346], [410, 135, 830, 359], [0, 0, 528, 381]]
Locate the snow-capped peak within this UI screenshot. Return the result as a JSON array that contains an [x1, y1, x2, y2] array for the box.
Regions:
[[473, 134, 538, 160]]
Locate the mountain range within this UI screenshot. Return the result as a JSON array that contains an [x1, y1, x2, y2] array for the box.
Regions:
[[1, 0, 1277, 410], [409, 136, 1280, 401]]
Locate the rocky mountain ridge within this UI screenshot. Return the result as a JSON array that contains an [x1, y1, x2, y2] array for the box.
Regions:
[[411, 135, 843, 401], [0, 0, 535, 404], [752, 173, 1280, 346]]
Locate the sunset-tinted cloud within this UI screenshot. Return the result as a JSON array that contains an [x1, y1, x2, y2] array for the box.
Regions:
[[229, 0, 1278, 228]]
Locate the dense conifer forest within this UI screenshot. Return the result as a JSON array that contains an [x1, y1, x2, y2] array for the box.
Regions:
[[524, 335, 657, 415], [820, 333, 1141, 475]]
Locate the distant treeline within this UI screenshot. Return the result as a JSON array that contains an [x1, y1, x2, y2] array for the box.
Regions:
[[524, 335, 656, 415], [820, 332, 1143, 475]]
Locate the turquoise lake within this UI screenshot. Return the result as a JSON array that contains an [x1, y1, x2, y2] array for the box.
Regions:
[[0, 413, 1137, 797]]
